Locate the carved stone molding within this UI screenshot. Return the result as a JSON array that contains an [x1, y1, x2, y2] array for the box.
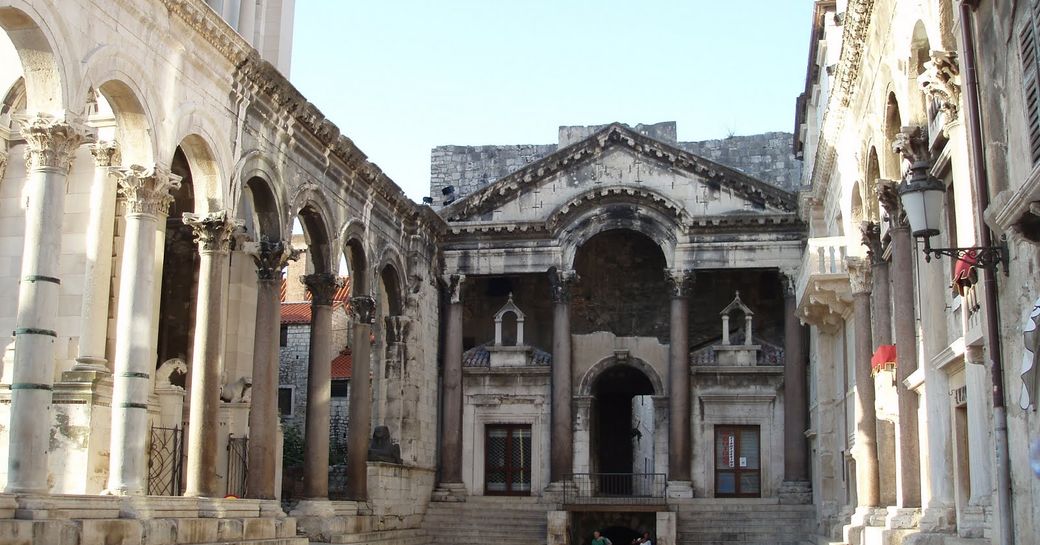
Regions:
[[302, 273, 343, 307], [443, 274, 466, 304], [665, 269, 696, 297], [19, 114, 86, 174], [113, 164, 182, 219], [919, 51, 960, 124], [89, 141, 119, 168], [892, 126, 930, 171], [548, 268, 578, 304], [350, 295, 376, 324], [182, 210, 242, 254], [846, 257, 872, 295], [251, 238, 301, 281]]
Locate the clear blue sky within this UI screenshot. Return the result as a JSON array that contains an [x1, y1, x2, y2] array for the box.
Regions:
[[290, 1, 813, 201]]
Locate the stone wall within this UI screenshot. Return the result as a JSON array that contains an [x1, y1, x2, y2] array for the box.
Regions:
[[428, 122, 802, 205]]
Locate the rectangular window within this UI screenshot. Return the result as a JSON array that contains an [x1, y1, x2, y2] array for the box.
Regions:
[[278, 386, 293, 416], [1020, 2, 1040, 164], [279, 325, 289, 347], [485, 424, 532, 496], [715, 425, 761, 498], [331, 380, 349, 398]]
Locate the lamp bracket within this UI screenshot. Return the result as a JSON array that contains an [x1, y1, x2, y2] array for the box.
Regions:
[[921, 236, 1010, 276]]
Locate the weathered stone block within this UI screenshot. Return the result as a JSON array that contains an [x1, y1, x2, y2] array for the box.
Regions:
[[79, 519, 143, 545], [173, 518, 218, 543], [216, 519, 243, 541], [243, 517, 275, 539]]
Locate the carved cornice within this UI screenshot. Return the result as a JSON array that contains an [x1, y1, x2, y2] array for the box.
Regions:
[[846, 257, 872, 294], [19, 114, 86, 174], [160, 0, 252, 67], [350, 295, 376, 324], [919, 51, 960, 125], [665, 269, 696, 298], [250, 238, 301, 280], [302, 273, 343, 307], [114, 164, 182, 219], [441, 123, 799, 222], [802, 0, 877, 219], [442, 274, 465, 304], [182, 210, 242, 254], [547, 186, 691, 234], [548, 267, 578, 304], [89, 141, 119, 168]]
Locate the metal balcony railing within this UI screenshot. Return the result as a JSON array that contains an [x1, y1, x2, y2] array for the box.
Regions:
[[564, 473, 667, 505]]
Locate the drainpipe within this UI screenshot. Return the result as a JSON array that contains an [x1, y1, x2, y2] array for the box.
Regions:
[[959, 2, 1014, 544]]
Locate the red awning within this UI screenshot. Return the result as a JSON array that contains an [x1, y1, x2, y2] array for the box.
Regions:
[[871, 344, 897, 374]]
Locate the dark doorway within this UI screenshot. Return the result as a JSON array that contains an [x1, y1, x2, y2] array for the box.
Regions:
[[592, 364, 654, 494]]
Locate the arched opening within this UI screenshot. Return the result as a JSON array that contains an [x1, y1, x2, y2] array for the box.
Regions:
[[379, 264, 403, 320], [908, 21, 932, 124], [572, 230, 669, 339], [883, 93, 904, 179], [864, 146, 882, 222], [591, 363, 655, 494], [96, 79, 153, 166], [0, 7, 65, 113]]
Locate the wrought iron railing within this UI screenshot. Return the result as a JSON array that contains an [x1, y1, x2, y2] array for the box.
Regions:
[[564, 473, 667, 505], [147, 425, 184, 496], [226, 434, 248, 497]]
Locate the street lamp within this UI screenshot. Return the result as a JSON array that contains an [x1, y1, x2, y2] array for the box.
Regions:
[[896, 159, 1008, 272]]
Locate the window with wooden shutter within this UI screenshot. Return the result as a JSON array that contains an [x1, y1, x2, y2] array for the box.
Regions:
[[1021, 2, 1040, 164]]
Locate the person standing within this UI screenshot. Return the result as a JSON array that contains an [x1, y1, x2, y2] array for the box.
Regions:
[[592, 530, 612, 545]]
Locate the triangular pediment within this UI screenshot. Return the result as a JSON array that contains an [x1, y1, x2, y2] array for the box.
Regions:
[[440, 123, 798, 223]]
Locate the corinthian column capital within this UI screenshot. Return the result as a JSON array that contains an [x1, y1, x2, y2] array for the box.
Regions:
[[548, 267, 578, 304], [114, 164, 182, 219], [250, 237, 301, 280], [846, 257, 873, 295], [892, 126, 930, 170], [442, 273, 466, 304], [350, 295, 376, 324], [89, 141, 119, 168], [302, 272, 342, 306], [665, 268, 696, 297], [919, 51, 960, 123], [182, 210, 242, 254], [19, 113, 86, 174]]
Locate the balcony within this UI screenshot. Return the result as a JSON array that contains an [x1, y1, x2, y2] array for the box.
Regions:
[[795, 236, 851, 332]]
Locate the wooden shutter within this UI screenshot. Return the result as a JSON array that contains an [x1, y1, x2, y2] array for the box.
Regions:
[[1021, 2, 1040, 164]]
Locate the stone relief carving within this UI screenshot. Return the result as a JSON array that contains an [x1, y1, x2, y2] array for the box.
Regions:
[[220, 376, 253, 403], [155, 358, 188, 390]]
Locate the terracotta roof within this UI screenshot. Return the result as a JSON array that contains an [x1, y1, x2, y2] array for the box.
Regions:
[[279, 277, 352, 324], [331, 348, 352, 380]]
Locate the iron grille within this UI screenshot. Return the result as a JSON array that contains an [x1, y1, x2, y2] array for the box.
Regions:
[[564, 473, 666, 505], [147, 425, 184, 496], [226, 434, 248, 497]]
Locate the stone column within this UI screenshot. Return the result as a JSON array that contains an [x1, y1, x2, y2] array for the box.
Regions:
[[4, 115, 84, 494], [549, 268, 577, 484], [246, 239, 298, 499], [106, 165, 181, 495], [848, 258, 881, 509], [889, 222, 922, 510], [665, 269, 693, 496], [301, 272, 342, 499], [779, 275, 811, 503], [73, 141, 119, 372], [862, 223, 892, 347], [182, 211, 238, 498], [346, 295, 375, 500], [436, 274, 466, 497]]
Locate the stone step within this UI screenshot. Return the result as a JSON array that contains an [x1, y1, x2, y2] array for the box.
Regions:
[[329, 527, 427, 544]]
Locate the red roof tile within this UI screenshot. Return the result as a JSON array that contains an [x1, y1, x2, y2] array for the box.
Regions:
[[331, 348, 352, 379], [279, 277, 352, 324]]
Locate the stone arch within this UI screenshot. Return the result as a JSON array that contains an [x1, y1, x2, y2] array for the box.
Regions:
[[78, 46, 161, 165], [340, 220, 369, 295], [376, 246, 406, 316], [242, 175, 282, 242], [906, 20, 933, 125], [234, 152, 289, 241], [557, 196, 678, 270], [295, 202, 334, 274], [883, 91, 905, 180], [862, 145, 882, 222], [577, 356, 665, 398], [0, 3, 72, 113], [167, 104, 231, 211]]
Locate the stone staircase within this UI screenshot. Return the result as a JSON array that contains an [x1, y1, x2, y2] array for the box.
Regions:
[[422, 495, 550, 545], [675, 499, 816, 545]]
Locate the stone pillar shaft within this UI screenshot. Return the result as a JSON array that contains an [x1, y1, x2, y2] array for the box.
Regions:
[[74, 142, 119, 371], [889, 225, 921, 508], [851, 279, 881, 507], [346, 296, 375, 499], [871, 262, 892, 347], [5, 115, 83, 494], [107, 165, 181, 495], [246, 240, 297, 499], [783, 289, 809, 482], [183, 211, 237, 498], [550, 269, 575, 482], [667, 270, 692, 482], [301, 273, 341, 499], [441, 275, 465, 485]]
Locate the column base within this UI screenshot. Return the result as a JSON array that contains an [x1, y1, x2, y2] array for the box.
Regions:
[[258, 499, 287, 518], [665, 480, 693, 499], [431, 482, 468, 502], [543, 480, 577, 503], [884, 507, 922, 529], [777, 480, 812, 504], [843, 506, 887, 545], [289, 498, 336, 518], [70, 357, 109, 374], [118, 496, 201, 519], [918, 505, 956, 533]]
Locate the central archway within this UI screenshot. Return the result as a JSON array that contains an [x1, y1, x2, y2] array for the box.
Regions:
[[590, 363, 655, 495]]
